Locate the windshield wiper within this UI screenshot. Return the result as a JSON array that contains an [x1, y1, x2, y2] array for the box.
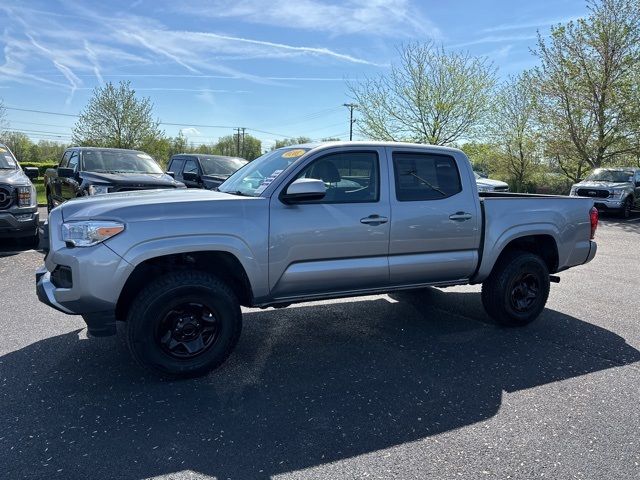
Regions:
[[406, 170, 446, 196], [223, 190, 252, 197]]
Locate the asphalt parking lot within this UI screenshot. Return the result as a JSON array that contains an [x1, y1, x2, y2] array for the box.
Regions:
[[1, 211, 639, 480]]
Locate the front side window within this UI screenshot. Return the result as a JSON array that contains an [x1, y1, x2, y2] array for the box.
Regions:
[[67, 152, 79, 170], [168, 158, 185, 174], [184, 159, 199, 175], [393, 152, 461, 201], [294, 151, 379, 203], [60, 151, 72, 168]]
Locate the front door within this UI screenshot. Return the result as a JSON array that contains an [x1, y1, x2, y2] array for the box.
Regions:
[[60, 151, 80, 201], [269, 147, 390, 299], [387, 147, 481, 285]]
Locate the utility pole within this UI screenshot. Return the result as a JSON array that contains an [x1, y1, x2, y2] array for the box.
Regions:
[[235, 127, 241, 156], [343, 103, 357, 141], [241, 127, 246, 158]]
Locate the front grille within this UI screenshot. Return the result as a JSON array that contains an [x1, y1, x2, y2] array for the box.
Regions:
[[0, 185, 14, 209], [577, 188, 610, 198], [494, 186, 509, 192]]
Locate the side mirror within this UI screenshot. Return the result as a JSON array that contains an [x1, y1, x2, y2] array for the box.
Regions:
[[57, 167, 75, 178], [182, 172, 201, 183], [24, 167, 39, 180], [165, 171, 175, 179], [282, 178, 326, 203]]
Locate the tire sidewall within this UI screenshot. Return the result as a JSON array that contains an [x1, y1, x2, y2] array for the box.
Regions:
[[128, 280, 240, 377], [499, 255, 549, 324]]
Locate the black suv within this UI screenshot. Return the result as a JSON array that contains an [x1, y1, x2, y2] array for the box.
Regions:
[[168, 154, 247, 190], [45, 147, 185, 211]]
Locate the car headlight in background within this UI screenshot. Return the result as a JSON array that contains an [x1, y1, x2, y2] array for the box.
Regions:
[[61, 221, 125, 247], [610, 189, 625, 198], [88, 184, 111, 195], [17, 185, 35, 207]]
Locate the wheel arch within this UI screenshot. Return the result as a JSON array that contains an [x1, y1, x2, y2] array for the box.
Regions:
[[115, 250, 254, 321]]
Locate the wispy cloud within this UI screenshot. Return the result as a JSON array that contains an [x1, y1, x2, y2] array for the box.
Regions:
[[174, 0, 440, 39], [483, 15, 582, 33], [0, 0, 380, 95], [180, 127, 201, 137], [449, 34, 537, 49]]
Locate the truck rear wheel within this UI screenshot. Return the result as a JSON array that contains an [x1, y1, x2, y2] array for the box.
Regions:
[[481, 250, 550, 327], [125, 271, 242, 378]]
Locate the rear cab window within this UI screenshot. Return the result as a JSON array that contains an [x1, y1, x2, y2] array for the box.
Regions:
[[392, 151, 462, 201]]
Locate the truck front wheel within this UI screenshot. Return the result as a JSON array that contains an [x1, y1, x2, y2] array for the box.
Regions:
[[125, 271, 242, 378], [481, 250, 550, 327]]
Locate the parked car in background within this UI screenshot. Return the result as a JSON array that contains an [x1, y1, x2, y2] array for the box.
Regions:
[[37, 141, 598, 378], [44, 147, 185, 211], [474, 171, 509, 192], [569, 167, 640, 218], [168, 154, 248, 190], [0, 143, 40, 247]]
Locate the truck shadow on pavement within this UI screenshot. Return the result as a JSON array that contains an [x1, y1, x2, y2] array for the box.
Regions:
[[1, 289, 639, 479]]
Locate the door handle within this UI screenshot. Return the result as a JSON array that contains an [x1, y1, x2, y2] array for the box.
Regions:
[[360, 214, 388, 225], [449, 212, 472, 221]]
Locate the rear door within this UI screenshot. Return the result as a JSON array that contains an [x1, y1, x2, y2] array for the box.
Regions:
[[387, 147, 481, 285], [269, 147, 390, 298]]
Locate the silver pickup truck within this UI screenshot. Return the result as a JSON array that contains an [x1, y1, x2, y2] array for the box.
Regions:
[[36, 142, 599, 377]]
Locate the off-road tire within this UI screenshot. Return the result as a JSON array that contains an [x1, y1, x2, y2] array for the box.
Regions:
[[481, 249, 550, 327], [125, 271, 242, 378]]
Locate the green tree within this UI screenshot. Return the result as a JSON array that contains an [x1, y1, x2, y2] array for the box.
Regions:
[[72, 81, 164, 150], [214, 134, 262, 160], [271, 137, 312, 150], [533, 0, 640, 170], [0, 131, 33, 162], [348, 42, 496, 145], [489, 73, 541, 192], [458, 142, 501, 175]]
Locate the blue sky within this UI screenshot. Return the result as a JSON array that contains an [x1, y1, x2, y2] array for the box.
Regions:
[[0, 0, 587, 151]]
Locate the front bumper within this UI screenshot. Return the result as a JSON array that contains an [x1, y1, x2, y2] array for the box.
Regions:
[[0, 210, 39, 238], [592, 198, 625, 211]]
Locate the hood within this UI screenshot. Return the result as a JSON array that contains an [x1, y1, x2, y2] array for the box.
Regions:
[[476, 177, 509, 188], [60, 187, 261, 221], [81, 171, 181, 187], [573, 180, 631, 189], [0, 168, 32, 186]]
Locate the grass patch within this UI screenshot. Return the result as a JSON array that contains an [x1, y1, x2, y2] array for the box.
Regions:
[[33, 179, 46, 205]]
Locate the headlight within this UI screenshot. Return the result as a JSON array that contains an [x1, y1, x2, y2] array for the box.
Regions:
[[61, 221, 125, 247], [17, 185, 35, 207], [611, 189, 625, 198], [88, 184, 111, 195]]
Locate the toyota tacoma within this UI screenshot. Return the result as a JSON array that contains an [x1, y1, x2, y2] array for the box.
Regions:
[[36, 142, 599, 378]]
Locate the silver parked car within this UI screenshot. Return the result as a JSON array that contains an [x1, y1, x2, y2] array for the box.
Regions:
[[570, 167, 640, 218], [474, 172, 509, 192]]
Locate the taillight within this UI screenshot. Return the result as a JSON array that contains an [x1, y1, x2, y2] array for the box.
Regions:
[[589, 206, 598, 239]]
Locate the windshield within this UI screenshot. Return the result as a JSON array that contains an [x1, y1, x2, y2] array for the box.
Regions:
[[584, 169, 633, 183], [82, 150, 163, 174], [0, 146, 17, 170], [219, 147, 310, 197], [201, 156, 248, 177]]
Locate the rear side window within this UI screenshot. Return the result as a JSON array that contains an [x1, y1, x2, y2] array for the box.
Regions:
[[393, 152, 461, 201], [169, 158, 185, 174]]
